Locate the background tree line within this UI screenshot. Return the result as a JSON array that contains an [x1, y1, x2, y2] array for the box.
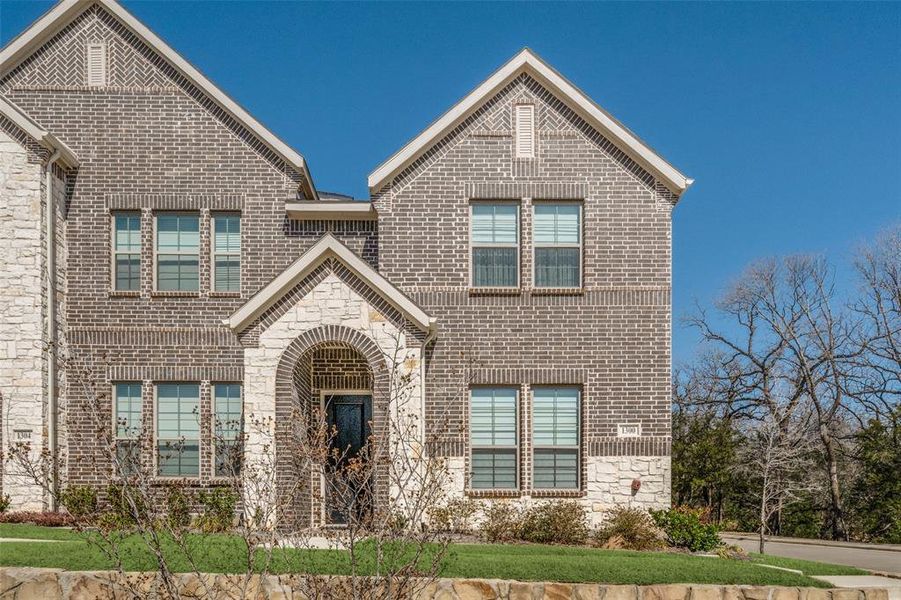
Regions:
[[672, 224, 900, 545]]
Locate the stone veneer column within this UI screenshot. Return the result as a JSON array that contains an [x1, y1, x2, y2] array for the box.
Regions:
[[0, 130, 46, 510]]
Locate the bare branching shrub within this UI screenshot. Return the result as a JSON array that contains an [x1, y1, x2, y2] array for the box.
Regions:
[[592, 507, 664, 551]]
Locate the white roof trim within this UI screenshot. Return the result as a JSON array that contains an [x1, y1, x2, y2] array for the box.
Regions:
[[368, 48, 693, 195], [286, 201, 377, 221], [225, 233, 436, 333], [0, 0, 317, 199], [0, 96, 79, 167]]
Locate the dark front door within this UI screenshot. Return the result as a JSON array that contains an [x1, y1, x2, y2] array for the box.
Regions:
[[324, 393, 372, 524]]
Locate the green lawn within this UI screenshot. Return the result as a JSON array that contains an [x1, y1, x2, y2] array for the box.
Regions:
[[0, 524, 860, 587]]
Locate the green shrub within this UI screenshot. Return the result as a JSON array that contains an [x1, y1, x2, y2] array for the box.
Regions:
[[479, 502, 523, 543], [593, 506, 664, 550], [103, 484, 145, 528], [165, 486, 192, 530], [519, 501, 589, 546], [650, 506, 721, 552], [429, 498, 480, 533], [59, 486, 98, 519], [0, 494, 10, 514], [196, 488, 237, 533]]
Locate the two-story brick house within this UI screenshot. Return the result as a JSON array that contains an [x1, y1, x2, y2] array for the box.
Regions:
[[0, 0, 692, 528]]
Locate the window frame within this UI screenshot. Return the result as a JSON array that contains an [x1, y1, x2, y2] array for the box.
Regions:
[[211, 382, 243, 478], [468, 201, 521, 289], [154, 382, 201, 478], [153, 212, 200, 292], [112, 381, 142, 476], [111, 212, 142, 292], [468, 386, 520, 491], [531, 386, 581, 491], [532, 201, 583, 289], [210, 213, 241, 294]]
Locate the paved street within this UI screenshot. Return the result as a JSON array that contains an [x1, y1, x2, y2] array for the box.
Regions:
[[722, 533, 901, 575]]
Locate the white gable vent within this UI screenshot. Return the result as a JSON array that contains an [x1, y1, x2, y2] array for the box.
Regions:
[[514, 104, 535, 158], [86, 43, 107, 87]]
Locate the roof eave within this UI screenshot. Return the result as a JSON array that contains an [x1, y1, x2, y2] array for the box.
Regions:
[[1, 0, 312, 193], [226, 234, 434, 333], [367, 48, 692, 196], [0, 96, 80, 168]]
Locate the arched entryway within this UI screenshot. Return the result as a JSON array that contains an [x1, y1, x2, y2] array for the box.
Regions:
[[273, 325, 390, 531]]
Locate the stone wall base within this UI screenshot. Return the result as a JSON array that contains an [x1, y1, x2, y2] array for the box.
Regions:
[[0, 567, 890, 600]]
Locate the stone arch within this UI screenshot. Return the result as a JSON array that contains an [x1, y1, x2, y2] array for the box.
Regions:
[[273, 325, 391, 531]]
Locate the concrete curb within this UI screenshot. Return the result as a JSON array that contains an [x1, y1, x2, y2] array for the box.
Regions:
[[721, 534, 901, 554]]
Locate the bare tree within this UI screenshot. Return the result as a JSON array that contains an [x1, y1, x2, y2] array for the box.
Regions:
[[740, 405, 817, 554]]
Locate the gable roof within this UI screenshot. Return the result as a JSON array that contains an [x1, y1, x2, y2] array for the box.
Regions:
[[225, 233, 437, 333], [0, 0, 318, 199], [0, 95, 79, 168], [368, 48, 693, 196]]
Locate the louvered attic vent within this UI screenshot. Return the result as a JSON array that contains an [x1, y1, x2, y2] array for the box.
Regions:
[[514, 104, 535, 158], [86, 43, 107, 87]]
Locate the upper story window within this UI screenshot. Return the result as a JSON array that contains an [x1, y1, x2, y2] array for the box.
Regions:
[[514, 104, 535, 159], [114, 382, 142, 476], [212, 214, 241, 293], [213, 383, 242, 477], [533, 203, 581, 288], [470, 387, 518, 490], [471, 203, 519, 288], [155, 213, 199, 292], [156, 383, 200, 477], [532, 387, 580, 490], [113, 213, 141, 291]]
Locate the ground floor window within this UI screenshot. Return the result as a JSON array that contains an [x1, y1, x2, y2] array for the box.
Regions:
[[114, 382, 142, 476], [469, 387, 518, 489], [532, 387, 580, 489], [213, 383, 242, 477], [156, 383, 200, 477]]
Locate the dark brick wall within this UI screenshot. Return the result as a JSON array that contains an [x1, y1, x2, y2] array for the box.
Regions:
[[374, 73, 677, 479], [0, 3, 376, 490]]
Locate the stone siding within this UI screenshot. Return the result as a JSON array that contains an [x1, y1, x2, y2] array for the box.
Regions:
[[0, 125, 47, 510], [0, 568, 890, 600]]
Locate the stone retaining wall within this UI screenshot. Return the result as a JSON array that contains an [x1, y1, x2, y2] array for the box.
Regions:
[[0, 568, 889, 600]]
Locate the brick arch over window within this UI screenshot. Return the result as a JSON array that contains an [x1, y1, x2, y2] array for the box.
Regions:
[[273, 325, 391, 531]]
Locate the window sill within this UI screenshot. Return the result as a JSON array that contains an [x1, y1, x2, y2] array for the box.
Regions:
[[109, 290, 141, 298], [209, 291, 242, 299], [465, 489, 522, 498], [467, 287, 522, 296], [150, 476, 202, 484], [150, 291, 201, 298], [529, 287, 584, 296], [530, 488, 586, 498]]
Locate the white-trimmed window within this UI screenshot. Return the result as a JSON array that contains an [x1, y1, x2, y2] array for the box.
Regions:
[[470, 387, 518, 489], [156, 383, 200, 477], [155, 213, 199, 291], [470, 203, 519, 288], [212, 214, 240, 293], [532, 387, 580, 489], [533, 203, 581, 288], [114, 382, 142, 476], [213, 383, 242, 477], [113, 213, 141, 291], [514, 104, 535, 158], [86, 42, 107, 87]]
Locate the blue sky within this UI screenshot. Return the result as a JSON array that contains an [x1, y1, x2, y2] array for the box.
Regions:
[[2, 1, 899, 363]]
